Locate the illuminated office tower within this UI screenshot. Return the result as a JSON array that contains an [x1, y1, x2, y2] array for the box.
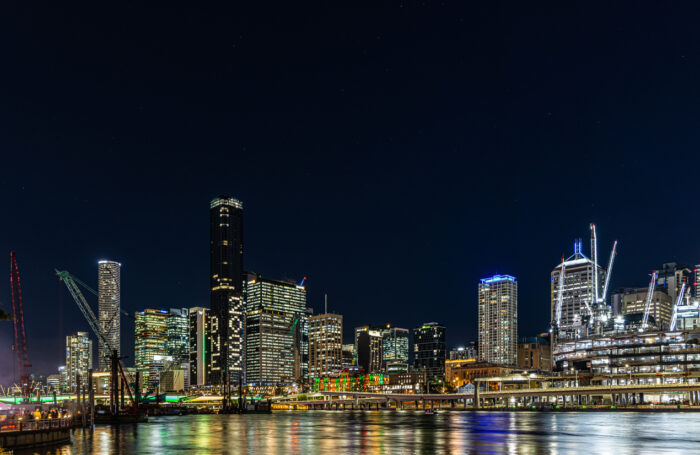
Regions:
[[167, 308, 190, 364], [98, 260, 121, 370], [244, 274, 308, 386], [413, 322, 446, 381], [210, 196, 244, 385], [478, 275, 518, 365], [354, 326, 383, 373], [381, 326, 409, 372], [134, 309, 169, 390], [308, 313, 343, 380], [65, 331, 93, 392], [189, 307, 209, 387]]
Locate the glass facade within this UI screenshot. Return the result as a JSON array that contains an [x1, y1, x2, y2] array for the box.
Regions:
[[65, 331, 92, 392], [135, 309, 169, 390], [210, 196, 244, 384], [97, 260, 121, 371], [478, 275, 517, 365], [244, 275, 308, 386], [308, 313, 343, 380], [355, 326, 383, 373], [167, 308, 190, 364], [381, 326, 409, 372], [413, 322, 446, 381]]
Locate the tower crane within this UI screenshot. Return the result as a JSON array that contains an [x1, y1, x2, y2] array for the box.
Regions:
[[9, 252, 31, 399], [554, 255, 566, 330], [641, 271, 659, 331], [56, 270, 137, 417], [669, 281, 687, 331], [600, 240, 618, 305]]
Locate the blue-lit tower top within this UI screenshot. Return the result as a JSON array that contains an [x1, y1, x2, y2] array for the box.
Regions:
[[480, 274, 517, 284]]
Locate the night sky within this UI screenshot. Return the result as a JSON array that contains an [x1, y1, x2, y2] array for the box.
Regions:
[[2, 2, 700, 381]]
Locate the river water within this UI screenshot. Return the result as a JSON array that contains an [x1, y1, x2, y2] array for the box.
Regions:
[[12, 411, 700, 454]]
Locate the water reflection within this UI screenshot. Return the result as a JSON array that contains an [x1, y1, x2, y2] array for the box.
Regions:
[[12, 411, 700, 454]]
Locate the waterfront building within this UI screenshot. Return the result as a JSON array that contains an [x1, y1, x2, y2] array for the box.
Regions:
[[134, 309, 169, 390], [355, 326, 383, 373], [621, 288, 672, 329], [445, 359, 513, 389], [244, 273, 308, 386], [449, 341, 477, 360], [479, 275, 517, 365], [312, 369, 388, 393], [342, 344, 355, 369], [517, 335, 551, 371], [384, 371, 427, 394], [308, 313, 343, 380], [210, 196, 245, 385], [167, 308, 190, 365], [550, 242, 605, 341], [553, 330, 700, 387], [413, 322, 446, 382], [97, 260, 121, 370], [381, 326, 409, 372], [189, 307, 209, 387], [47, 374, 61, 392], [160, 369, 185, 392], [65, 331, 93, 392]]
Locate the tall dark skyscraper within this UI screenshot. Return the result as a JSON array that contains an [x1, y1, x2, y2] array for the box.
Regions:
[[209, 196, 245, 385]]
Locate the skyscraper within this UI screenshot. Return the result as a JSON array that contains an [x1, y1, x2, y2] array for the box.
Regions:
[[65, 331, 92, 392], [134, 309, 169, 390], [381, 326, 409, 372], [354, 326, 383, 373], [550, 241, 605, 341], [167, 308, 190, 365], [210, 196, 244, 385], [478, 274, 518, 365], [244, 274, 308, 386], [189, 307, 209, 387], [413, 322, 446, 381], [98, 260, 121, 371], [308, 313, 343, 380]]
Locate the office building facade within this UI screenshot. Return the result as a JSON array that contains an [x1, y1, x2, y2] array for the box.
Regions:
[[97, 260, 121, 370], [381, 326, 409, 372], [244, 274, 308, 386], [65, 331, 93, 392], [355, 326, 383, 373], [413, 322, 446, 381], [189, 307, 209, 387], [168, 308, 190, 365], [210, 196, 245, 385], [134, 309, 169, 390], [479, 274, 518, 365], [308, 313, 343, 380]]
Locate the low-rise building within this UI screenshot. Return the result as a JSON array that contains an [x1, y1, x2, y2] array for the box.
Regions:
[[445, 359, 513, 389], [517, 335, 551, 371]]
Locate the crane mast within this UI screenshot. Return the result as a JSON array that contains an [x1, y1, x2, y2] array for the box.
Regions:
[[590, 223, 600, 305], [601, 240, 618, 304], [555, 255, 566, 328], [669, 281, 687, 331], [641, 271, 659, 330], [56, 269, 136, 417]]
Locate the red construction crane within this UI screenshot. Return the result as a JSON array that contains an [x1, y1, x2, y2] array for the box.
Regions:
[[9, 252, 31, 398]]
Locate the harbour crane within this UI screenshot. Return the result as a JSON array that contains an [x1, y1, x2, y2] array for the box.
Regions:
[[56, 269, 137, 418], [641, 270, 659, 331], [669, 282, 687, 331]]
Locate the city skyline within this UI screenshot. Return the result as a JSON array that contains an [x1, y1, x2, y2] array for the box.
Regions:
[[4, 3, 700, 382]]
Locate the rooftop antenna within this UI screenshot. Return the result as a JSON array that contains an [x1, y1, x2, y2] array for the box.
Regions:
[[324, 293, 328, 314]]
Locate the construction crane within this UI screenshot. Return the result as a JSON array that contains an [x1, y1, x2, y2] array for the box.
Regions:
[[56, 269, 137, 417], [590, 224, 600, 305], [641, 270, 659, 331], [554, 254, 566, 330], [600, 240, 618, 304], [669, 282, 687, 331], [9, 252, 31, 399]]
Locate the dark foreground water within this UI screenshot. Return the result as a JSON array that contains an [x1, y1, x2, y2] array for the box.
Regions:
[[11, 411, 700, 454]]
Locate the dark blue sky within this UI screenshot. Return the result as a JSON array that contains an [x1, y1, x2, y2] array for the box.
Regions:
[[2, 2, 700, 380]]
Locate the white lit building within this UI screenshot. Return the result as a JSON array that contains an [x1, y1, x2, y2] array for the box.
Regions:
[[478, 275, 517, 365], [98, 260, 121, 370]]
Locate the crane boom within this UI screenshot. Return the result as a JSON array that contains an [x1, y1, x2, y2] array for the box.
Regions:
[[601, 240, 618, 304], [669, 282, 687, 331], [555, 255, 566, 327], [56, 270, 111, 351], [641, 271, 659, 330], [590, 223, 599, 304]]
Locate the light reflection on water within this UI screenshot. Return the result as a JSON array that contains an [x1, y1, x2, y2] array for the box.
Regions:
[[12, 411, 700, 454]]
